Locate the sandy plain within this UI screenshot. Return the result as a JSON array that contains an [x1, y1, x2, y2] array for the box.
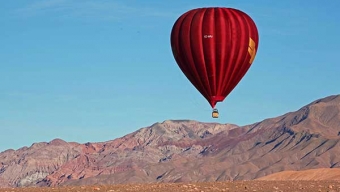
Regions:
[[0, 181, 340, 192]]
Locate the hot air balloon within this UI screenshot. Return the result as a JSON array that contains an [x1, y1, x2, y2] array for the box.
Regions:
[[170, 7, 259, 118]]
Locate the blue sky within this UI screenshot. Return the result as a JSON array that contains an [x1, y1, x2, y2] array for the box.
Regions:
[[1, 0, 339, 152]]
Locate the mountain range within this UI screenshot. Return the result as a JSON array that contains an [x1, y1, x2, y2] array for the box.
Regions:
[[0, 94, 339, 188]]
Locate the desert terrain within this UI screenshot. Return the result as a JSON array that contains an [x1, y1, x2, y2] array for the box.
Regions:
[[257, 168, 340, 181], [0, 180, 339, 192], [1, 168, 340, 192]]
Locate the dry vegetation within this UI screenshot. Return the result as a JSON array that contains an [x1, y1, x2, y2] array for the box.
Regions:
[[1, 181, 340, 192]]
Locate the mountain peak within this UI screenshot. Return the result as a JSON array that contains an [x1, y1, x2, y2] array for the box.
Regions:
[[48, 138, 68, 145]]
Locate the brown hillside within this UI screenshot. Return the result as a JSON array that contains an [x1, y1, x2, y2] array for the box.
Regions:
[[257, 168, 340, 180]]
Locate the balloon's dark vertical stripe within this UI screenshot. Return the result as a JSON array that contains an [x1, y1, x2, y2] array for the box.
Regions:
[[191, 9, 212, 98], [214, 8, 225, 97], [202, 8, 216, 97], [171, 12, 196, 88], [222, 9, 240, 95], [188, 9, 211, 99], [226, 13, 259, 97], [235, 13, 253, 79], [214, 9, 226, 96], [223, 9, 250, 96], [179, 9, 209, 99], [234, 14, 252, 92], [211, 8, 217, 97], [217, 9, 232, 97], [174, 12, 197, 89]]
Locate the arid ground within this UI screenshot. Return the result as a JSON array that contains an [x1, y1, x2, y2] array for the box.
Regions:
[[0, 181, 340, 192], [3, 168, 340, 191]]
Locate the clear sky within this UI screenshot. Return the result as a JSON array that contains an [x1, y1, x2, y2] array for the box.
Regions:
[[1, 0, 339, 152]]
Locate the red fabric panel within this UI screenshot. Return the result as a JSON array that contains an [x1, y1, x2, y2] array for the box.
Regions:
[[171, 7, 259, 108]]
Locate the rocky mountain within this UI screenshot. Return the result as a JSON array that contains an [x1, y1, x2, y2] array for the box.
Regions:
[[0, 94, 339, 187]]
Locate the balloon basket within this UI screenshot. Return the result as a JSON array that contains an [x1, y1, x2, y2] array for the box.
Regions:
[[212, 109, 219, 118]]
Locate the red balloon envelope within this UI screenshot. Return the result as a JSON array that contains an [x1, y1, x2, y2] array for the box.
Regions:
[[170, 7, 259, 108]]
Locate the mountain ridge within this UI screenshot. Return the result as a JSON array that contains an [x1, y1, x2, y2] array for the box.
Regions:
[[0, 94, 339, 187]]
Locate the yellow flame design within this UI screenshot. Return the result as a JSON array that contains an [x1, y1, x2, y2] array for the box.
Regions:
[[248, 38, 256, 64]]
